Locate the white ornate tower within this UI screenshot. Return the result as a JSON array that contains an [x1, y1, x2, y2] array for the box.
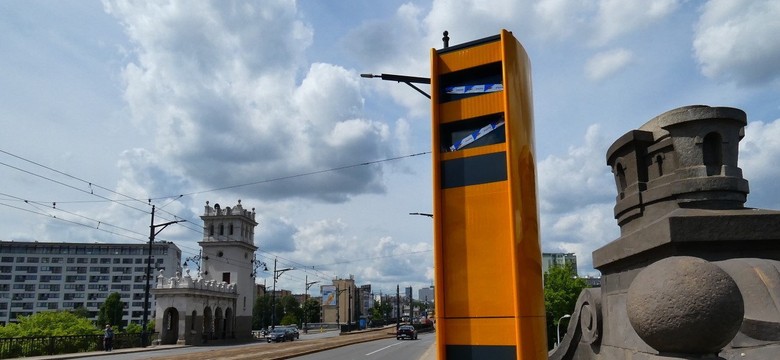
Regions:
[[200, 200, 258, 339]]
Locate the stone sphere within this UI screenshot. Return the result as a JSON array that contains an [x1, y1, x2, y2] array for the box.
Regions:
[[626, 256, 743, 354]]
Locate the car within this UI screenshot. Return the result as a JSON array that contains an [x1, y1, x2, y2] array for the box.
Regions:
[[396, 325, 418, 340], [279, 325, 300, 339], [266, 328, 295, 343]]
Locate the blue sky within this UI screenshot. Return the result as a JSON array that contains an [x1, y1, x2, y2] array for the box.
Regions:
[[1, 0, 779, 297]]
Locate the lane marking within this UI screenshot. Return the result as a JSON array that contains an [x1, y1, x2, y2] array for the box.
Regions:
[[365, 341, 403, 356]]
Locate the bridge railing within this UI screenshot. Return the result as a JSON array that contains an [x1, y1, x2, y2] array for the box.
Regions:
[[0, 332, 156, 359]]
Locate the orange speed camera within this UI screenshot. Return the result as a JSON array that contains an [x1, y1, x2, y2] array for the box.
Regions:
[[431, 29, 546, 359]]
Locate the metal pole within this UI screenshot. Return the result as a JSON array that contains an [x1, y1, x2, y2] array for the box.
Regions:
[[557, 314, 571, 347], [141, 205, 155, 347], [271, 258, 277, 330], [396, 284, 400, 329], [348, 286, 352, 331]]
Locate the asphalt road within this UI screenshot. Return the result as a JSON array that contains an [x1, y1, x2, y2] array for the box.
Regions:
[[290, 332, 435, 360]]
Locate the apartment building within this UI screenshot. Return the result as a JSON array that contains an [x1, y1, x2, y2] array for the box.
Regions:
[[0, 240, 181, 326], [542, 252, 578, 275]]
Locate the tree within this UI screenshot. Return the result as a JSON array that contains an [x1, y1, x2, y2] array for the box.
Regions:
[[544, 263, 588, 350], [253, 294, 272, 329], [280, 295, 301, 326], [0, 311, 100, 338], [302, 298, 320, 324], [253, 294, 283, 329], [68, 305, 90, 319], [124, 322, 143, 334], [97, 292, 124, 329]]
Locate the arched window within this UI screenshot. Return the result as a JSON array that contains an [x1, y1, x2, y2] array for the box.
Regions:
[[208, 225, 214, 236], [703, 132, 723, 176], [191, 310, 197, 330], [615, 163, 627, 199], [229, 224, 234, 235], [218, 224, 224, 236]]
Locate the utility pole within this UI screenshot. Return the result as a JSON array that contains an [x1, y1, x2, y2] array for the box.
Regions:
[[142, 205, 185, 347], [271, 258, 292, 330], [396, 284, 400, 329], [348, 286, 352, 332], [335, 284, 347, 331], [304, 275, 318, 334]]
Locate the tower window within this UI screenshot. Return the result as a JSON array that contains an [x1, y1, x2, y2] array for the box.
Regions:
[[229, 224, 234, 236], [208, 225, 214, 236], [219, 224, 224, 236], [615, 163, 627, 199], [655, 155, 664, 177], [703, 132, 723, 176]]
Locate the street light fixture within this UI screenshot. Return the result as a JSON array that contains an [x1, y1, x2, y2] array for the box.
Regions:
[[360, 73, 431, 99], [142, 205, 185, 348], [271, 258, 292, 330], [557, 314, 572, 347], [409, 212, 433, 218], [183, 250, 208, 274]]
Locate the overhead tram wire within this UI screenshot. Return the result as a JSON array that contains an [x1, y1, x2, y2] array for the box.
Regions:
[[1, 149, 431, 236], [0, 202, 148, 243], [150, 151, 432, 199], [0, 150, 200, 235], [1, 149, 434, 277]]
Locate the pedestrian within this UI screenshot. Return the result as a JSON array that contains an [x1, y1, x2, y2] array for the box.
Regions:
[[103, 324, 114, 351]]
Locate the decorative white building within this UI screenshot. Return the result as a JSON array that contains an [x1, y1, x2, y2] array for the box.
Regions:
[[152, 200, 258, 345]]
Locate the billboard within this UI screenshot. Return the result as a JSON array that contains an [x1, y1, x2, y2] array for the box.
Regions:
[[321, 285, 337, 306]]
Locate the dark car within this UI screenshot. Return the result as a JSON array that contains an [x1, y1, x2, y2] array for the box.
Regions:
[[279, 325, 300, 339], [266, 328, 295, 343], [396, 325, 418, 340]]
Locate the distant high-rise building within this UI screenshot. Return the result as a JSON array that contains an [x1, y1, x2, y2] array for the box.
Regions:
[[418, 286, 434, 304], [0, 240, 181, 326], [542, 252, 578, 275]]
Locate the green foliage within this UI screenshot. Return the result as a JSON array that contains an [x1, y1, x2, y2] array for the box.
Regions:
[[124, 322, 142, 334], [147, 319, 156, 333], [371, 300, 393, 321], [97, 292, 124, 329], [280, 313, 299, 325], [302, 298, 321, 324], [68, 306, 90, 319], [253, 294, 272, 329], [281, 295, 302, 326], [0, 311, 100, 338], [544, 263, 588, 350]]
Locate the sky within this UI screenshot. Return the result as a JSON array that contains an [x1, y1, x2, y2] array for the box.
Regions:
[[1, 0, 780, 298]]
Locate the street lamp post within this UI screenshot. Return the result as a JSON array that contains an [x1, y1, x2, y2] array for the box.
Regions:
[[304, 276, 318, 334], [557, 314, 572, 347], [271, 258, 292, 330], [142, 205, 185, 348], [334, 286, 347, 331]]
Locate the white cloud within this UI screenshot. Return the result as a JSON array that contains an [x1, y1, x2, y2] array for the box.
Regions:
[[740, 118, 780, 208], [538, 124, 619, 275], [533, 0, 593, 40], [585, 48, 634, 81], [693, 0, 780, 85], [538, 124, 616, 214], [592, 0, 679, 45], [106, 1, 395, 203]]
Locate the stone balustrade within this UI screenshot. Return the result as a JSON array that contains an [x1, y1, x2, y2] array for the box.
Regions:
[[155, 268, 236, 294]]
